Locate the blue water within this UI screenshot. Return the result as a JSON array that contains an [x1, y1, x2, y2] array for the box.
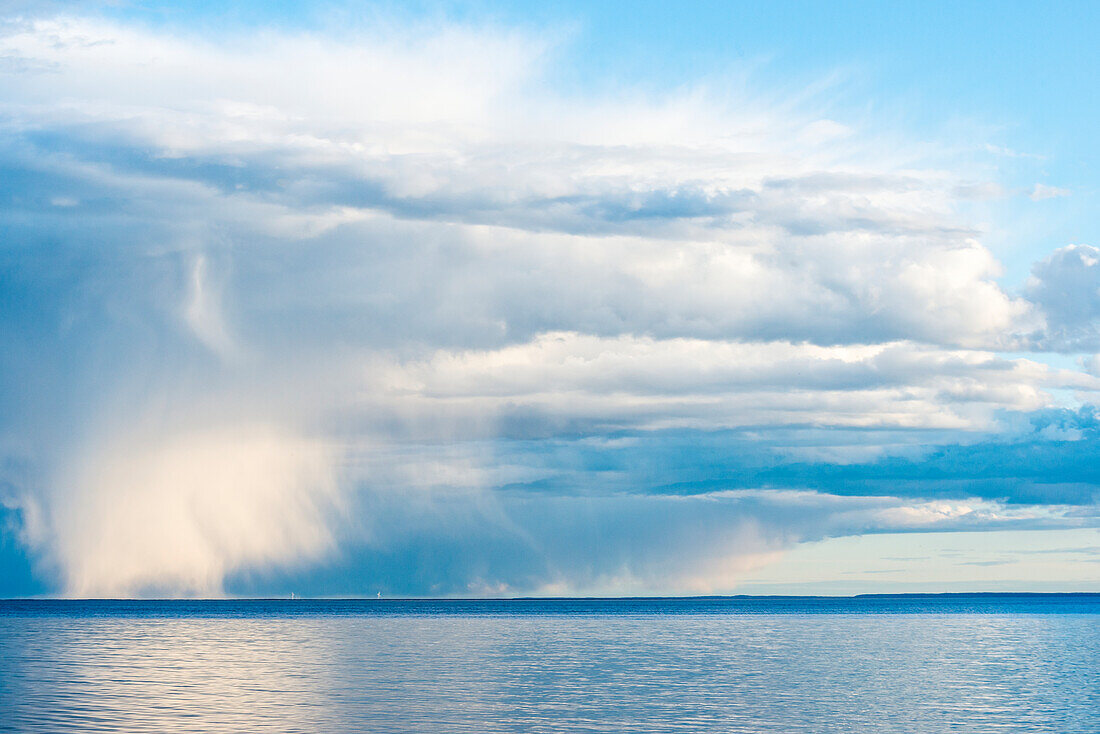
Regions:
[[1, 595, 1098, 733]]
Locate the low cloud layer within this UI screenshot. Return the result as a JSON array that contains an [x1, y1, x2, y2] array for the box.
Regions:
[[0, 10, 1097, 596]]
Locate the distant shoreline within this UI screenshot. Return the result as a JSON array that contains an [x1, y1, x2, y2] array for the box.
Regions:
[[3, 591, 1098, 602]]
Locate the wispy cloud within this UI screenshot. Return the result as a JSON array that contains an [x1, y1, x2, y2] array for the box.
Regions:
[[1030, 183, 1070, 201]]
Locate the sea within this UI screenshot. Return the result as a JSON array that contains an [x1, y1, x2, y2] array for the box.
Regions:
[[1, 594, 1097, 733]]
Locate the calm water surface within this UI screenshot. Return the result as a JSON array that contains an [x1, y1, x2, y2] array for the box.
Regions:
[[1, 595, 1097, 733]]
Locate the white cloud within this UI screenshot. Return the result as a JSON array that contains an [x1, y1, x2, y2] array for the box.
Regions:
[[362, 333, 1094, 435], [182, 253, 240, 361], [0, 16, 1033, 352], [1030, 183, 1070, 201], [31, 423, 342, 597], [0, 12, 1096, 596], [1025, 244, 1100, 351]]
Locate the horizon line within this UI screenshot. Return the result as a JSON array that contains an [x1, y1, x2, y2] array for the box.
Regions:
[[4, 591, 1099, 602]]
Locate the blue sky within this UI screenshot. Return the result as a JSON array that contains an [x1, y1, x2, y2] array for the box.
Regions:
[[0, 0, 1098, 597]]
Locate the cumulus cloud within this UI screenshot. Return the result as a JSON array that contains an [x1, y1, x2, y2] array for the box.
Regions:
[[0, 15, 1034, 350], [0, 10, 1097, 596], [1026, 244, 1100, 351]]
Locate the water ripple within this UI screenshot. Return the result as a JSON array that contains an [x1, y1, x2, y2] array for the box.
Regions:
[[1, 602, 1097, 732]]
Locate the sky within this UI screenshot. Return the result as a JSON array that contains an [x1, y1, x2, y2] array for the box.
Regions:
[[0, 0, 1098, 598]]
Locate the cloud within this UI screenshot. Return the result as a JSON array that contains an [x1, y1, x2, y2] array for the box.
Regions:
[[0, 10, 1097, 596], [1029, 183, 1070, 201], [182, 252, 239, 361], [402, 407, 1100, 509], [23, 423, 342, 598], [0, 16, 1033, 352], [1025, 244, 1100, 351], [225, 486, 1070, 597], [356, 333, 1100, 441]]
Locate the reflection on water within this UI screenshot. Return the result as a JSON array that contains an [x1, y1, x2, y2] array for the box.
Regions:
[[1, 602, 1098, 733]]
